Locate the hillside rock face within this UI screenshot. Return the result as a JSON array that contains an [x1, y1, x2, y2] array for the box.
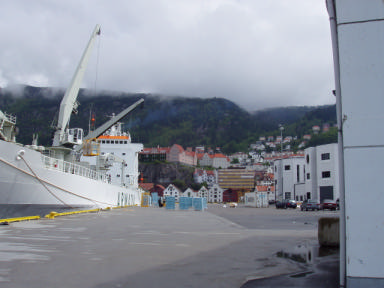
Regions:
[[139, 162, 195, 188]]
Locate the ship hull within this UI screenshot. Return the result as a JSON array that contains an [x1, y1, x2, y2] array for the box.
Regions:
[[0, 141, 141, 218]]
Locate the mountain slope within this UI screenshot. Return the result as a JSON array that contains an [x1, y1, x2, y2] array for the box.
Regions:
[[0, 86, 336, 153]]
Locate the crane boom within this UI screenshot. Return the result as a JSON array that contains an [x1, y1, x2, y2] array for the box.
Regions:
[[52, 25, 101, 147], [75, 98, 144, 152]]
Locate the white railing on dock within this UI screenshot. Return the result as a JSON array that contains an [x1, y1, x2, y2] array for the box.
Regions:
[[41, 154, 108, 183]]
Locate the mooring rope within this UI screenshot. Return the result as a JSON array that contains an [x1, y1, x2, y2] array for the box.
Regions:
[[0, 154, 113, 207]]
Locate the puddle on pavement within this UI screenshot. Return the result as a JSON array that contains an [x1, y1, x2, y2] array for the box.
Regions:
[[276, 243, 339, 265]]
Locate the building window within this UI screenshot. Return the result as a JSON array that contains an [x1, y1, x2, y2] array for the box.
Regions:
[[322, 171, 331, 178], [285, 192, 291, 199], [321, 153, 330, 160], [284, 165, 291, 171], [307, 173, 310, 180], [297, 165, 300, 182]]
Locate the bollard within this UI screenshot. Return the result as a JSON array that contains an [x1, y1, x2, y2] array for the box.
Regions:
[[318, 217, 339, 247]]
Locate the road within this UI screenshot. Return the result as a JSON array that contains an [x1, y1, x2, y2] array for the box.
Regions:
[[0, 204, 339, 288]]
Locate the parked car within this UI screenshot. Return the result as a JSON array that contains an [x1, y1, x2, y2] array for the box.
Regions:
[[301, 199, 320, 211], [320, 199, 338, 211], [276, 199, 297, 209]]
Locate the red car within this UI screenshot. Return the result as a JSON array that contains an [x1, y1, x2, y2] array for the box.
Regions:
[[320, 199, 338, 211]]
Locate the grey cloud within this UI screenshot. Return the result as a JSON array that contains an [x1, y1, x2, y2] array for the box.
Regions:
[[0, 0, 335, 111]]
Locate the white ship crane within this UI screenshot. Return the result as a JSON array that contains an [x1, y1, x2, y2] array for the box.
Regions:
[[75, 98, 144, 154], [52, 25, 101, 148]]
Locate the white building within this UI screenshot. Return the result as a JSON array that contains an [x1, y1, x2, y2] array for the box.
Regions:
[[274, 155, 305, 201], [208, 184, 223, 203], [181, 188, 197, 198], [198, 186, 209, 201], [274, 144, 340, 203], [304, 143, 339, 203], [193, 169, 216, 187], [163, 184, 181, 202]]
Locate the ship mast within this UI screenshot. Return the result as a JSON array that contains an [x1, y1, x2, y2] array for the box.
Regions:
[[52, 25, 101, 147]]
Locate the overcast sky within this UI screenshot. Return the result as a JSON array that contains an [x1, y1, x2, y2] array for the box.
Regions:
[[0, 0, 335, 111]]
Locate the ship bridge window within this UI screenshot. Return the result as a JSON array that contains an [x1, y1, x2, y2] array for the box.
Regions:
[[117, 174, 120, 177], [122, 153, 126, 156], [106, 140, 110, 144], [124, 141, 128, 144], [102, 140, 106, 144], [120, 141, 124, 144]]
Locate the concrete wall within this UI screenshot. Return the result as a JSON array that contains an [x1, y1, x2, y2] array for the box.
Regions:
[[331, 0, 384, 286]]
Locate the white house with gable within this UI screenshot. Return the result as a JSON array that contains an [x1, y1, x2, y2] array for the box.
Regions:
[[163, 184, 182, 202], [198, 186, 209, 201], [181, 188, 197, 198], [208, 184, 223, 203]]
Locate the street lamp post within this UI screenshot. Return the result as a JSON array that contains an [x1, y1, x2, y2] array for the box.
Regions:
[[279, 124, 284, 199]]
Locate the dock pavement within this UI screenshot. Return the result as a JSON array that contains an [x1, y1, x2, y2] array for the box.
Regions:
[[0, 204, 339, 288]]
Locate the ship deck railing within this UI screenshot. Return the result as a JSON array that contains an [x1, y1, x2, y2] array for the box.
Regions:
[[3, 112, 17, 125], [41, 154, 108, 183]]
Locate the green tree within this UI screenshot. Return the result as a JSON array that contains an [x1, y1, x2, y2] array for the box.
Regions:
[[172, 179, 186, 191]]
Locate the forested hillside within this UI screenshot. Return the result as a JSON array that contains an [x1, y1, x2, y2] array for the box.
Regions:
[[0, 85, 336, 153]]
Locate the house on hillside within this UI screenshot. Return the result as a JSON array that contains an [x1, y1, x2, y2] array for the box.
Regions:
[[198, 153, 212, 167], [139, 147, 170, 162], [193, 169, 216, 187], [198, 152, 230, 168], [168, 144, 197, 166], [212, 153, 230, 168]]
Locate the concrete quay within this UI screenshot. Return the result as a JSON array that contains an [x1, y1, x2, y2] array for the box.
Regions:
[[0, 205, 339, 287]]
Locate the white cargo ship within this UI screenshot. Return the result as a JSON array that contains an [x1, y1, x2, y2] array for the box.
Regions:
[[0, 25, 144, 217]]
